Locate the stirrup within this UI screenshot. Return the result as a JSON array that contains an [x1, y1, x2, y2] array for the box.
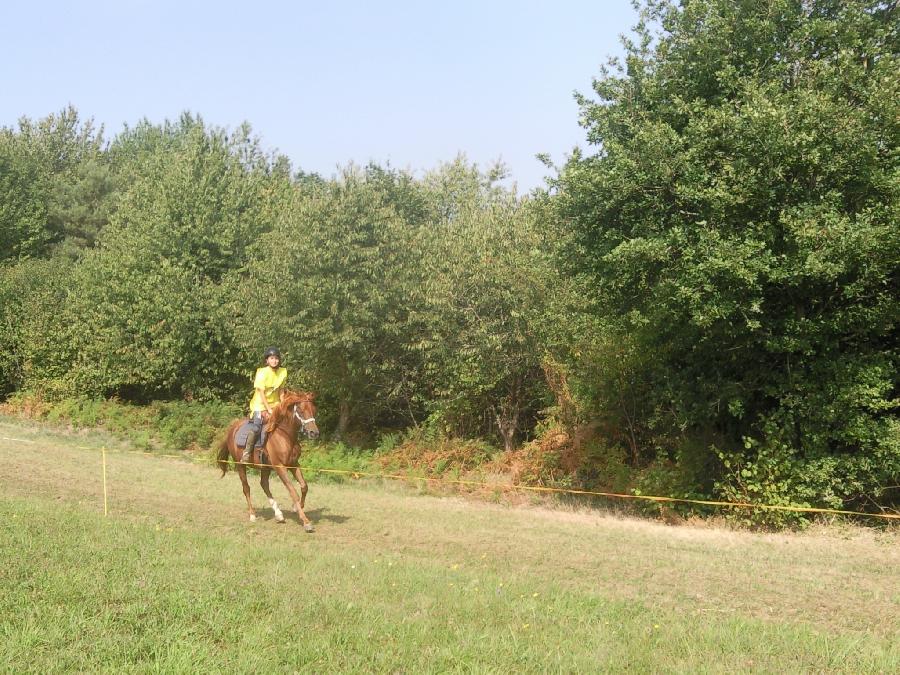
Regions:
[[240, 447, 253, 464]]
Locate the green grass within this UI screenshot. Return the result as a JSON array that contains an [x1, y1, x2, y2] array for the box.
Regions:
[[1, 420, 898, 673]]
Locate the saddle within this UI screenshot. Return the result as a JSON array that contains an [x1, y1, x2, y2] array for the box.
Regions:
[[235, 420, 269, 449]]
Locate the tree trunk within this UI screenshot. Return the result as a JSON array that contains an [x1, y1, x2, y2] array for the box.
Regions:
[[495, 396, 520, 453], [333, 400, 350, 441], [499, 421, 516, 453]]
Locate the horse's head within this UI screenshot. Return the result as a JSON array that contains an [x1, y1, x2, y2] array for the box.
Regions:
[[282, 390, 320, 440]]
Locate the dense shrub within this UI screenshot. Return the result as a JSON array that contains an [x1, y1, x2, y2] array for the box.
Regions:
[[555, 0, 900, 521], [376, 427, 497, 479], [6, 394, 241, 453]]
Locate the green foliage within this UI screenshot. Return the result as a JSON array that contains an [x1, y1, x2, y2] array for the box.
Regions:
[[46, 156, 117, 257], [0, 263, 30, 395], [0, 258, 79, 398], [298, 441, 379, 482], [148, 399, 243, 450], [236, 158, 559, 450], [0, 106, 108, 261], [60, 117, 290, 401], [714, 415, 900, 527], [0, 135, 50, 260], [238, 164, 429, 436], [12, 394, 241, 452], [556, 0, 900, 517], [575, 439, 633, 495], [413, 161, 557, 449]]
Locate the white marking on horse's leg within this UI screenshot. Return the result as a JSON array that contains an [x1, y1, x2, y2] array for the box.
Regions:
[[249, 513, 257, 522], [269, 497, 285, 523]]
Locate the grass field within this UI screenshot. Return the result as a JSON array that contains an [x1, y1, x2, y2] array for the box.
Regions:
[[1, 418, 898, 673]]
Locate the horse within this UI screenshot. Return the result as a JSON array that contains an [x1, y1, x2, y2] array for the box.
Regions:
[[217, 390, 320, 532]]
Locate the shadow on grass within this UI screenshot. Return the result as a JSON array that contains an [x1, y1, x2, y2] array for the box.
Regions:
[[304, 507, 350, 524], [256, 506, 350, 526]]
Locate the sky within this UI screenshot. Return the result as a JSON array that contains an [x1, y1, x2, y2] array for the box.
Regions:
[[1, 1, 638, 192]]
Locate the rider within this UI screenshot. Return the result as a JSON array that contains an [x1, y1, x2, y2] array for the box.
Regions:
[[242, 347, 288, 464]]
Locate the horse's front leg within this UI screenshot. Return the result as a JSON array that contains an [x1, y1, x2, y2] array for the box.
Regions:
[[290, 466, 309, 509], [273, 464, 314, 532], [236, 464, 257, 522], [259, 469, 285, 523]]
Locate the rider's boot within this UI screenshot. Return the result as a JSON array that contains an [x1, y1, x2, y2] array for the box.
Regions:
[[241, 429, 257, 466]]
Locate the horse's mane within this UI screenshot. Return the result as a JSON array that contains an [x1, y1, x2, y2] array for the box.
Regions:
[[268, 389, 316, 430]]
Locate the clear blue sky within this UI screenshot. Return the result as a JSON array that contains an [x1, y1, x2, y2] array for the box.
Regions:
[[1, 1, 637, 191]]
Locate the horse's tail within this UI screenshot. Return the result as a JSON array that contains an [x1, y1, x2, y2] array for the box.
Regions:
[[217, 432, 232, 477]]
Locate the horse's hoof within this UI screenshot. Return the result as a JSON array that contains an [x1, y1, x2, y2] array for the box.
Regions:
[[304, 523, 315, 533], [249, 514, 257, 522], [275, 515, 286, 524]]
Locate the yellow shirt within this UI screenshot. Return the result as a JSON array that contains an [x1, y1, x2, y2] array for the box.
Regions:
[[248, 366, 288, 413]]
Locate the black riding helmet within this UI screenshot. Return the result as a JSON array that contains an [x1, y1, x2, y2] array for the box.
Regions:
[[263, 346, 282, 364]]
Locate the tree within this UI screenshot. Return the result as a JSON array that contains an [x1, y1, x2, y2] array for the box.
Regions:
[[46, 157, 117, 257], [239, 165, 428, 439], [0, 106, 108, 261], [0, 137, 49, 261], [556, 0, 899, 512], [59, 117, 289, 401], [413, 161, 555, 450]]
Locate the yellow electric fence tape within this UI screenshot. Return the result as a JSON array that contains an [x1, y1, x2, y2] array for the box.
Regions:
[[1, 435, 898, 521]]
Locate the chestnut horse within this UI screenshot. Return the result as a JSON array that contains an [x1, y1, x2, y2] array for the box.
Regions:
[[217, 390, 320, 532]]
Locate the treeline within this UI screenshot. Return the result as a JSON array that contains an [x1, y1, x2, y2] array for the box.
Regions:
[[2, 0, 897, 521], [0, 112, 552, 447]]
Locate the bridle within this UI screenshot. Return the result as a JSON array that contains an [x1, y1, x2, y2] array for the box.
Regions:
[[292, 403, 318, 437], [293, 406, 315, 426]]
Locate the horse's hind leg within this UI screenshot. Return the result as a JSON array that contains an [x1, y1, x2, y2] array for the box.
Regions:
[[274, 464, 314, 532], [236, 463, 257, 522], [259, 469, 285, 523], [290, 466, 309, 509]]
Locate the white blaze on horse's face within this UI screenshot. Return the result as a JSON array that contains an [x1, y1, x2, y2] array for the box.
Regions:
[[293, 402, 320, 440]]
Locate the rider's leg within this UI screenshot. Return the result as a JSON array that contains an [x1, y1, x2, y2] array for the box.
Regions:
[[241, 430, 257, 465], [241, 414, 262, 465]]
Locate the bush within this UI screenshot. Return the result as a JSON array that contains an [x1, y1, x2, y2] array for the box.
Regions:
[[297, 442, 378, 482], [377, 427, 497, 478], [714, 417, 900, 528], [554, 0, 900, 522], [4, 394, 241, 453]]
